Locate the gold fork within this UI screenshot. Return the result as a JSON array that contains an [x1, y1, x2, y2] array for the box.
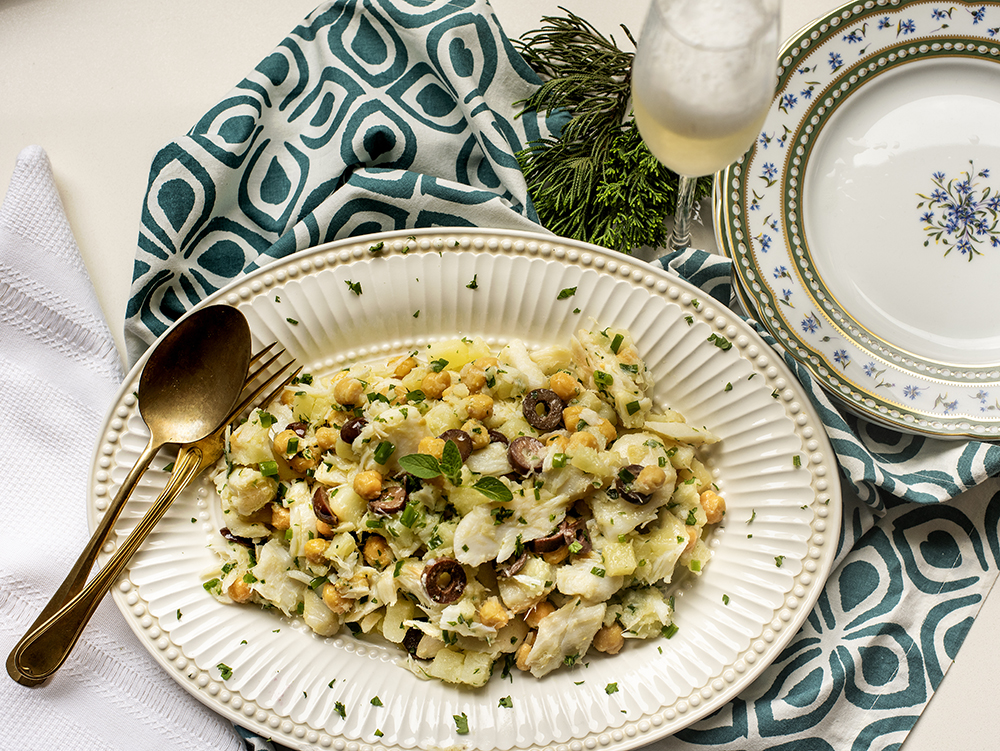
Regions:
[[8, 349, 300, 686]]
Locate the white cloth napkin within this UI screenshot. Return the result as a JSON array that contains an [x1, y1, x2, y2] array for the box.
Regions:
[[0, 146, 243, 751]]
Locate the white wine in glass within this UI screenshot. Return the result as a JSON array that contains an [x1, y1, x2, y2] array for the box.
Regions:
[[632, 0, 779, 250]]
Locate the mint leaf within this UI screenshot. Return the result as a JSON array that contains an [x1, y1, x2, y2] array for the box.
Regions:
[[440, 439, 463, 481], [473, 476, 513, 503], [398, 453, 442, 479]]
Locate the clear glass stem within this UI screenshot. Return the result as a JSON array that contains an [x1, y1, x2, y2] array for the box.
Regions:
[[670, 174, 697, 252]]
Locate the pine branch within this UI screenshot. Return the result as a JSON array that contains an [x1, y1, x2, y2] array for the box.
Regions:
[[513, 9, 712, 253]]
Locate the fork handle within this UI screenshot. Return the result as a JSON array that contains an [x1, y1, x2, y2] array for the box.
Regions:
[[6, 438, 164, 686], [8, 444, 201, 685]]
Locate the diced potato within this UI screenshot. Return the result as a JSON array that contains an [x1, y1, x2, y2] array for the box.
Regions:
[[427, 647, 465, 683], [327, 532, 357, 562], [382, 599, 415, 644], [424, 402, 462, 437], [425, 337, 490, 371], [326, 486, 367, 527], [602, 541, 638, 577]]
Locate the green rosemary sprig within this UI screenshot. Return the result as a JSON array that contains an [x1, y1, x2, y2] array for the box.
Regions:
[[513, 9, 712, 253]]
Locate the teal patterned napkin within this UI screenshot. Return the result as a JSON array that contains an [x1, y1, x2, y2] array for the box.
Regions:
[[124, 0, 565, 366], [124, 2, 1000, 750]]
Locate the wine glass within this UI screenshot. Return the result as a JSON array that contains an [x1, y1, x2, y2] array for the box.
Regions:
[[632, 0, 780, 251]]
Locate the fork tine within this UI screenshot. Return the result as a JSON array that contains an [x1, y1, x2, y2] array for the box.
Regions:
[[244, 348, 287, 384], [227, 362, 302, 423], [248, 341, 277, 366]]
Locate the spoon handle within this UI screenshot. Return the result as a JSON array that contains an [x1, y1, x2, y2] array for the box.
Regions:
[[5, 438, 162, 685], [9, 445, 205, 684]]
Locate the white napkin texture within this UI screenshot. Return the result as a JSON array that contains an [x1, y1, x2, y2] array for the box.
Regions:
[[0, 145, 242, 751]]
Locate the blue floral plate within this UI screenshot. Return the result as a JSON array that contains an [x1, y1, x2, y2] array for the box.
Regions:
[[715, 0, 1000, 439]]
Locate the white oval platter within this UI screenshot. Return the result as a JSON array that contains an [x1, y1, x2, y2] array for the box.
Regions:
[[715, 0, 1000, 438], [89, 228, 840, 751]]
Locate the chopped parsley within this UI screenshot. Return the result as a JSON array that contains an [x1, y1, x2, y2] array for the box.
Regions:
[[217, 663, 233, 680], [498, 696, 513, 708], [775, 556, 785, 568], [334, 701, 346, 718], [707, 333, 732, 350], [345, 279, 362, 295], [453, 712, 470, 735], [371, 696, 383, 706], [466, 274, 479, 289], [605, 682, 619, 695], [557, 286, 577, 299]]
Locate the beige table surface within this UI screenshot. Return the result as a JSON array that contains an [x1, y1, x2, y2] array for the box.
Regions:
[[2, 0, 998, 748]]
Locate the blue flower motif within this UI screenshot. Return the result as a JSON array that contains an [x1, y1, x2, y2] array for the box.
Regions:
[[918, 163, 1000, 260], [863, 362, 876, 377], [898, 19, 916, 35], [833, 349, 850, 368], [980, 168, 991, 178], [801, 315, 818, 334], [902, 385, 923, 400], [942, 399, 959, 414], [878, 16, 892, 29], [782, 288, 793, 299], [843, 30, 864, 43], [829, 51, 843, 70], [773, 265, 789, 279], [933, 171, 946, 181], [762, 162, 777, 179], [932, 9, 949, 19], [781, 93, 798, 111], [759, 234, 772, 251], [921, 211, 934, 223], [971, 6, 986, 23]]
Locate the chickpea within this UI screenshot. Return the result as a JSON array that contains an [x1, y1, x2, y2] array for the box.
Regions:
[[460, 364, 487, 393], [421, 370, 451, 399], [363, 535, 393, 569], [279, 388, 295, 406], [479, 597, 510, 629], [392, 356, 417, 379], [462, 419, 490, 450], [466, 393, 494, 421], [304, 538, 329, 563], [567, 431, 598, 451], [316, 426, 338, 452], [417, 436, 446, 460], [316, 519, 335, 538], [595, 418, 617, 444], [633, 465, 667, 495], [515, 632, 536, 672], [684, 526, 699, 554], [442, 383, 469, 400], [700, 489, 727, 525], [562, 405, 584, 432], [288, 450, 319, 474], [474, 356, 498, 370], [549, 372, 579, 402], [227, 578, 253, 603], [592, 623, 625, 655], [333, 377, 364, 407], [271, 504, 290, 531], [353, 470, 383, 500], [546, 434, 568, 452], [321, 582, 352, 614], [273, 428, 300, 457], [524, 600, 556, 629]]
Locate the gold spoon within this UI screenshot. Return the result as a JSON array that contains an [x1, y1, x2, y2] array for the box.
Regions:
[[5, 304, 251, 686], [8, 353, 298, 685]]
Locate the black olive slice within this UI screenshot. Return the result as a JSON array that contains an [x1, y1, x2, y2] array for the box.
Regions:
[[286, 421, 308, 437], [615, 464, 651, 505], [487, 429, 509, 446], [312, 487, 339, 526], [495, 550, 528, 577], [369, 484, 408, 515], [522, 389, 565, 432], [438, 429, 473, 461], [564, 518, 592, 556], [220, 527, 256, 547], [340, 416, 367, 444], [530, 528, 567, 554], [507, 435, 546, 475], [403, 627, 427, 658], [422, 558, 467, 604]]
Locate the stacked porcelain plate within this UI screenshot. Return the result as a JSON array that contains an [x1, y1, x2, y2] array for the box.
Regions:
[[715, 0, 1000, 439]]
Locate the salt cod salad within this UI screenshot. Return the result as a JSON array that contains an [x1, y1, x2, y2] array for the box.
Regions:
[[204, 326, 725, 686]]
